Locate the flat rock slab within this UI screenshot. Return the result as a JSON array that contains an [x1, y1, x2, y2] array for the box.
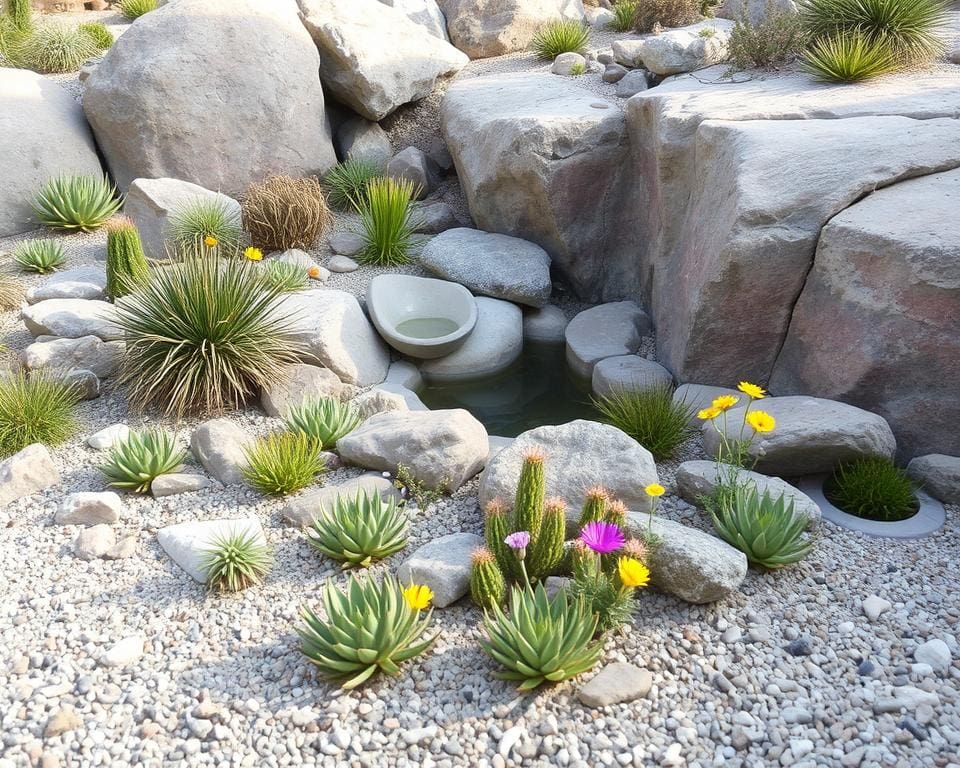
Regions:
[[566, 302, 651, 380], [151, 473, 218, 498], [419, 297, 523, 381], [592, 356, 673, 399], [578, 662, 653, 707], [281, 473, 402, 527], [190, 419, 251, 485], [21, 299, 121, 341], [907, 454, 960, 505], [0, 443, 60, 507], [419, 228, 552, 307], [26, 266, 107, 303], [701, 396, 897, 476], [158, 518, 266, 583], [21, 335, 123, 379], [260, 364, 348, 418], [675, 460, 821, 529], [479, 419, 659, 521], [55, 492, 122, 526], [395, 532, 482, 608]]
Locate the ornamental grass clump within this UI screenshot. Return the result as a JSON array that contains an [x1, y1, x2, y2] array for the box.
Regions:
[[14, 23, 100, 73], [169, 198, 242, 256], [78, 21, 113, 50], [0, 369, 79, 459], [357, 176, 422, 266], [824, 456, 918, 522], [593, 384, 696, 461], [802, 31, 898, 82], [201, 529, 272, 593], [285, 397, 361, 450], [530, 19, 590, 59], [242, 432, 326, 497], [262, 260, 309, 293], [299, 575, 436, 689], [99, 429, 187, 494], [0, 274, 25, 309], [634, 0, 700, 33], [322, 158, 383, 211], [6, 0, 31, 32], [12, 239, 65, 274], [308, 490, 408, 568], [242, 175, 332, 251], [105, 216, 149, 299], [32, 175, 121, 232], [610, 1, 640, 32], [114, 251, 303, 417], [120, 0, 157, 20]]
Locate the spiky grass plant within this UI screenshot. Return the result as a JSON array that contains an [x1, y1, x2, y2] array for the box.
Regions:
[[242, 432, 326, 496], [299, 575, 436, 689], [78, 21, 113, 50], [797, 0, 948, 64], [479, 583, 603, 690], [99, 429, 187, 493], [593, 385, 696, 462], [120, 0, 157, 20], [0, 369, 79, 458], [262, 260, 309, 293], [824, 456, 918, 522], [710, 484, 815, 569], [531, 19, 590, 59], [242, 175, 332, 251], [14, 23, 100, 73], [168, 198, 242, 255], [6, 0, 31, 32], [105, 216, 149, 299], [323, 158, 383, 211], [201, 529, 272, 592], [356, 176, 421, 266], [285, 397, 361, 450], [114, 251, 303, 417], [802, 31, 898, 81], [611, 1, 639, 32], [12, 239, 66, 274], [308, 490, 408, 568], [634, 0, 700, 33], [0, 273, 25, 309], [32, 174, 121, 232]]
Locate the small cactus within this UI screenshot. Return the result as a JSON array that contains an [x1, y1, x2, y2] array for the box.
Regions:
[[484, 498, 516, 578], [577, 486, 610, 528], [568, 538, 593, 581], [513, 450, 546, 538], [105, 216, 149, 299], [606, 499, 627, 527], [528, 498, 566, 579], [470, 547, 506, 610]]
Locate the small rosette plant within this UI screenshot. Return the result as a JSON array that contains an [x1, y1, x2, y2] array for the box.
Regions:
[[308, 490, 408, 568]]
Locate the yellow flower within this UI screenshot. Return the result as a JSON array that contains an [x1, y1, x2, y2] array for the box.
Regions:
[[737, 381, 766, 400], [307, 265, 322, 279], [244, 246, 263, 261], [203, 235, 218, 248], [402, 583, 433, 611], [712, 394, 740, 412], [618, 557, 650, 589], [745, 410, 776, 433], [698, 406, 722, 421], [645, 483, 665, 498]]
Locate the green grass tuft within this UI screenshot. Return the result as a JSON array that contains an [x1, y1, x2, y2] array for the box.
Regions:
[[593, 384, 696, 461], [14, 23, 100, 73], [531, 19, 590, 60], [242, 432, 327, 496], [120, 0, 157, 20], [168, 197, 242, 255], [12, 239, 66, 274], [802, 31, 898, 81], [357, 176, 421, 266], [262, 260, 309, 293], [323, 158, 383, 211], [824, 456, 918, 522], [78, 21, 113, 50], [610, 1, 639, 32], [0, 369, 79, 459]]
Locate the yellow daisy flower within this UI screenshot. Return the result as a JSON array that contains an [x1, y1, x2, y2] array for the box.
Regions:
[[712, 394, 740, 412], [698, 406, 722, 421], [737, 381, 766, 400], [745, 410, 776, 433], [203, 235, 218, 248], [402, 583, 434, 611], [244, 246, 263, 261], [645, 483, 665, 498], [618, 557, 650, 589]]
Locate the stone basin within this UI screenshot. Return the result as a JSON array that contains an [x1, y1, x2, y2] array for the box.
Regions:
[[366, 274, 477, 359]]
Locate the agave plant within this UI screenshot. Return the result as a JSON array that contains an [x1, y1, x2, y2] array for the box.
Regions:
[[298, 575, 436, 689], [530, 19, 590, 59], [285, 397, 361, 450], [709, 484, 815, 569], [479, 583, 603, 691], [99, 429, 187, 493], [12, 239, 66, 274], [200, 528, 272, 592], [32, 174, 121, 232], [309, 490, 408, 568]]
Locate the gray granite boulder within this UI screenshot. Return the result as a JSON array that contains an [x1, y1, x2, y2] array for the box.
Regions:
[[439, 0, 585, 58], [633, 20, 734, 76], [907, 455, 960, 506], [334, 117, 393, 166], [260, 364, 348, 417], [395, 532, 483, 608], [523, 305, 568, 343], [387, 147, 442, 199], [592, 356, 673, 399], [0, 444, 60, 507], [282, 473, 402, 526], [26, 266, 107, 303], [412, 201, 460, 234], [565, 301, 650, 379], [190, 419, 251, 485], [377, 0, 449, 39], [21, 299, 121, 341], [673, 383, 741, 425], [21, 336, 123, 379]]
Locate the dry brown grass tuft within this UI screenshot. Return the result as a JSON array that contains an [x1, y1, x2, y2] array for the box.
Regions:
[[241, 175, 332, 252]]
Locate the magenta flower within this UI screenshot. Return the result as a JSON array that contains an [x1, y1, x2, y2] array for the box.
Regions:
[[504, 531, 530, 551], [579, 521, 625, 554]]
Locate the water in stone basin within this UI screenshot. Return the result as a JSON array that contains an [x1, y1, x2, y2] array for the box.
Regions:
[[395, 317, 461, 339], [417, 342, 602, 438]]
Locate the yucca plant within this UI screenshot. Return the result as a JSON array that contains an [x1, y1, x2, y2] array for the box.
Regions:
[[32, 175, 121, 232], [105, 216, 149, 299], [530, 19, 590, 59], [356, 176, 422, 266], [242, 432, 326, 496], [479, 583, 603, 690], [120, 0, 156, 19], [99, 429, 187, 493], [12, 239, 66, 274], [14, 22, 99, 73], [323, 158, 382, 211], [710, 484, 815, 569], [201, 529, 272, 592], [262, 260, 309, 293], [825, 456, 918, 522], [308, 490, 408, 567], [78, 21, 113, 50], [0, 369, 79, 458], [610, 1, 639, 32], [114, 251, 303, 417], [802, 31, 897, 81], [593, 385, 696, 462], [0, 274, 25, 309], [168, 198, 242, 255], [299, 575, 436, 689], [285, 397, 362, 450], [242, 175, 332, 251]]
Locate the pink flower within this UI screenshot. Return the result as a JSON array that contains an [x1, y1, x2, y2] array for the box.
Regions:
[[579, 521, 625, 555], [504, 531, 530, 551]]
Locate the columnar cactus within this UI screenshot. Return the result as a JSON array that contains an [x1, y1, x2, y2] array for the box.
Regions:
[[470, 547, 506, 610], [605, 499, 627, 528], [577, 486, 610, 528], [105, 216, 149, 299], [528, 499, 566, 580], [513, 449, 545, 538]]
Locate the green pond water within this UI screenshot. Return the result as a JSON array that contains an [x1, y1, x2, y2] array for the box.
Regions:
[[417, 342, 602, 438], [395, 317, 461, 339]]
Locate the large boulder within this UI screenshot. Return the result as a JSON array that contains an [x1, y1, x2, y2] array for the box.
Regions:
[[337, 409, 488, 491], [419, 228, 552, 307], [395, 532, 482, 608], [378, 0, 449, 39], [478, 420, 659, 521], [0, 444, 60, 508], [281, 473, 402, 526], [701, 396, 897, 476], [281, 290, 390, 386], [617, 20, 734, 76], [907, 455, 960, 506], [21, 299, 121, 341], [769, 170, 960, 459], [298, 0, 468, 122], [438, 0, 585, 59], [123, 178, 242, 260], [82, 0, 336, 193], [0, 69, 103, 236], [26, 266, 107, 303], [20, 336, 123, 379], [442, 73, 638, 301], [565, 301, 650, 380]]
